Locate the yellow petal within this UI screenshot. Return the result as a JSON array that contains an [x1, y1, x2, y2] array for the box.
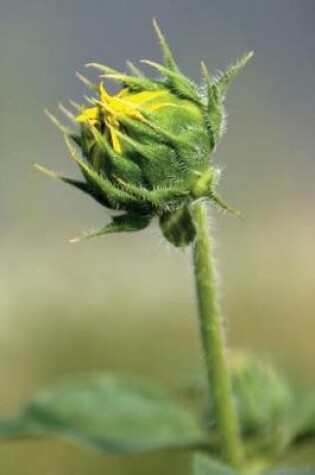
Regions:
[[100, 82, 111, 103], [76, 107, 99, 123], [110, 96, 143, 121], [124, 90, 168, 105], [117, 88, 131, 98], [108, 126, 122, 153]]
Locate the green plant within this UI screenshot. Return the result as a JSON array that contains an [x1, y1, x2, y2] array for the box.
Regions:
[[1, 20, 314, 475]]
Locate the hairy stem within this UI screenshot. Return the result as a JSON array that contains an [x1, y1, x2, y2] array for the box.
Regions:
[[191, 201, 244, 469]]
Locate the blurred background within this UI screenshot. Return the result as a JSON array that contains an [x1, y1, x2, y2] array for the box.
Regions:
[[0, 0, 314, 473]]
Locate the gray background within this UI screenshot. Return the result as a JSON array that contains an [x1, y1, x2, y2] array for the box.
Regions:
[[0, 1, 314, 473]]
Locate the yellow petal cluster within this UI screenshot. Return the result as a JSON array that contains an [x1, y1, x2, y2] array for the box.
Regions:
[[76, 83, 173, 153]]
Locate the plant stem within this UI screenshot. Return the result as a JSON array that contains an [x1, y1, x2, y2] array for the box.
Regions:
[[191, 201, 244, 469]]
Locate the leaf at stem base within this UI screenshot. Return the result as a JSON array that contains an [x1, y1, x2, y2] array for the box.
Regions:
[[0, 374, 209, 453]]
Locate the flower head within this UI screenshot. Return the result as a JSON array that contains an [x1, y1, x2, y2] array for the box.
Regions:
[[76, 83, 195, 155], [37, 20, 252, 246]]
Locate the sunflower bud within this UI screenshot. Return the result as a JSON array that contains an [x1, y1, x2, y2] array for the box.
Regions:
[[37, 20, 252, 246]]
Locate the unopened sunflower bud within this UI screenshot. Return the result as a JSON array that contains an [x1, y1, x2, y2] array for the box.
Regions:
[[37, 20, 252, 246]]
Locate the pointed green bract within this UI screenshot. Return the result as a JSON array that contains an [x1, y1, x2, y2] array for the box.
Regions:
[[126, 60, 144, 77], [120, 112, 184, 148], [116, 177, 188, 209], [34, 162, 115, 209], [141, 59, 200, 102], [34, 164, 90, 194], [200, 61, 223, 148], [44, 109, 76, 137], [103, 73, 161, 91], [69, 99, 82, 109], [76, 71, 98, 92], [152, 18, 179, 72], [58, 102, 77, 122], [65, 136, 139, 208], [216, 51, 253, 97], [85, 62, 121, 75], [70, 214, 151, 242], [189, 168, 244, 218], [88, 125, 143, 181], [211, 192, 243, 218]]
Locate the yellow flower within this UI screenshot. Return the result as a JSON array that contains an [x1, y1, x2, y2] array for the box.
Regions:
[[76, 82, 178, 154]]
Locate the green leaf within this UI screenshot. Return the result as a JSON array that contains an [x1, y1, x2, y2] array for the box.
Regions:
[[193, 454, 237, 475], [264, 468, 315, 475], [0, 375, 208, 453]]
